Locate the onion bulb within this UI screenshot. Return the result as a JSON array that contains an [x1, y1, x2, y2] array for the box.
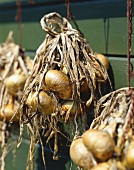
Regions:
[[70, 138, 95, 170], [44, 70, 72, 99], [91, 162, 111, 170], [93, 52, 109, 79], [4, 73, 26, 95], [39, 91, 54, 115], [26, 90, 54, 115], [26, 91, 38, 111], [61, 101, 81, 116], [82, 129, 115, 161], [0, 103, 19, 122], [94, 52, 109, 70], [122, 141, 134, 169]]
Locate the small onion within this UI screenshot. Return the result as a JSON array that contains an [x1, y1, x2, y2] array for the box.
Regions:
[[70, 138, 95, 170], [122, 141, 134, 169], [94, 52, 109, 70], [39, 91, 54, 115], [26, 91, 38, 111], [82, 129, 115, 161], [91, 162, 111, 170], [4, 73, 26, 95], [26, 90, 54, 115], [44, 70, 72, 99], [93, 52, 109, 79], [0, 103, 19, 122], [61, 101, 81, 116]]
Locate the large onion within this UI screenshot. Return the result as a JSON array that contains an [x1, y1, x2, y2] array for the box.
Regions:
[[122, 141, 134, 169], [70, 138, 95, 170], [0, 103, 19, 122], [26, 90, 54, 115], [44, 70, 72, 99], [4, 73, 26, 95], [82, 129, 115, 161]]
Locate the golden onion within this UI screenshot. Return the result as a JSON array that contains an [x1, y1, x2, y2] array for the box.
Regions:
[[39, 91, 54, 115], [0, 103, 19, 122], [93, 52, 109, 79], [26, 90, 54, 115], [26, 91, 38, 111], [94, 52, 109, 70], [82, 129, 115, 161], [91, 162, 111, 170], [4, 73, 26, 95], [44, 70, 72, 99], [122, 141, 134, 169], [61, 101, 81, 116], [70, 138, 95, 170], [80, 78, 91, 101]]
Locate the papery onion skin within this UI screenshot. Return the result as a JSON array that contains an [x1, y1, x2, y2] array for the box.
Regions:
[[26, 91, 38, 111], [90, 162, 111, 170], [94, 52, 109, 71], [122, 141, 134, 169], [82, 129, 115, 161], [39, 91, 54, 115], [93, 52, 109, 79], [26, 90, 54, 115], [61, 101, 81, 116], [44, 70, 72, 99], [0, 103, 19, 122], [5, 73, 26, 95], [70, 138, 95, 170]]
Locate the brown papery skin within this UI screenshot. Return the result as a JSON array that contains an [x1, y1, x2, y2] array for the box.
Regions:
[[70, 138, 94, 170], [44, 70, 72, 99], [82, 129, 115, 161]]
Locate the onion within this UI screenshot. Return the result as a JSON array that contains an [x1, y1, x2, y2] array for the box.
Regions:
[[93, 52, 109, 79], [26, 90, 54, 115], [94, 52, 109, 70], [70, 138, 95, 170], [44, 70, 72, 99], [4, 73, 26, 95], [61, 101, 81, 116], [91, 162, 111, 170], [39, 91, 54, 115], [0, 103, 19, 122], [122, 141, 134, 169], [82, 129, 115, 161], [26, 91, 38, 111]]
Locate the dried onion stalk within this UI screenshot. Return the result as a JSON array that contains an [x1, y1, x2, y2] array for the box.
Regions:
[[16, 12, 112, 169]]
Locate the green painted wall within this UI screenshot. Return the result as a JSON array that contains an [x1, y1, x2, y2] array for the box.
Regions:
[[0, 0, 134, 55]]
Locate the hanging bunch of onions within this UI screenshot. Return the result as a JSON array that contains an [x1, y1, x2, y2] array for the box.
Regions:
[[72, 87, 133, 170], [15, 12, 112, 168], [0, 31, 33, 170], [0, 31, 33, 122]]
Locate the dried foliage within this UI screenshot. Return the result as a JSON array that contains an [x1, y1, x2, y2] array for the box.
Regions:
[[16, 12, 112, 169], [0, 31, 33, 170]]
